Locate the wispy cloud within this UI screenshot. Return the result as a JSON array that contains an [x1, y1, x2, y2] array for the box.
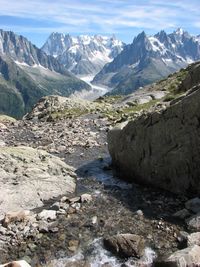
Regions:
[[0, 0, 200, 44]]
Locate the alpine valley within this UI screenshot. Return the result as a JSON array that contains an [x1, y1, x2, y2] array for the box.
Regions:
[[2, 24, 200, 267]]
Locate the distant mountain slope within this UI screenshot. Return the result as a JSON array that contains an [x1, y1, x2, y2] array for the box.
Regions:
[[42, 33, 124, 75], [0, 29, 90, 118], [93, 29, 200, 95]]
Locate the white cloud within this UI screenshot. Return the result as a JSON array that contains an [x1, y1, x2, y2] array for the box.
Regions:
[[0, 0, 199, 36]]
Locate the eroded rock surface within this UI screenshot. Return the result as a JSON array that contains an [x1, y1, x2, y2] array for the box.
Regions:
[[0, 146, 76, 216], [108, 84, 200, 194], [155, 245, 200, 267]]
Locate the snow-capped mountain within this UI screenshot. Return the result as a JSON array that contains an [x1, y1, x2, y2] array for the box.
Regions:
[[0, 29, 90, 118], [42, 33, 124, 75], [93, 28, 200, 95]]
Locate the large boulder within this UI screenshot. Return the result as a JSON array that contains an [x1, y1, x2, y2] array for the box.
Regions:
[[103, 233, 145, 258], [155, 245, 200, 267], [0, 146, 76, 216], [108, 84, 200, 194]]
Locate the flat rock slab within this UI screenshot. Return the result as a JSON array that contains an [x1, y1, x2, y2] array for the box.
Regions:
[[0, 146, 76, 216]]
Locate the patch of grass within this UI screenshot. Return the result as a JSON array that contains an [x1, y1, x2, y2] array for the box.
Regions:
[[95, 95, 123, 105], [49, 107, 89, 120], [102, 99, 161, 123]]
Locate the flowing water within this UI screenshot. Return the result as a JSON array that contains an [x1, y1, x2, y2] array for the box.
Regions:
[[46, 157, 158, 267], [50, 239, 156, 267]]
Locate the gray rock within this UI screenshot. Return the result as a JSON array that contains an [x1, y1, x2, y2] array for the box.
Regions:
[[186, 213, 200, 231], [2, 210, 31, 227], [50, 202, 60, 211], [80, 194, 92, 203], [38, 222, 49, 233], [0, 227, 6, 235], [187, 232, 200, 246], [37, 210, 57, 221], [185, 198, 200, 213], [0, 146, 76, 216], [173, 209, 191, 220], [155, 245, 200, 267], [108, 80, 200, 194], [177, 231, 189, 245], [103, 233, 145, 259]]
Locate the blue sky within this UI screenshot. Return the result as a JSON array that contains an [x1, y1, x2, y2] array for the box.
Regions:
[[0, 0, 200, 47]]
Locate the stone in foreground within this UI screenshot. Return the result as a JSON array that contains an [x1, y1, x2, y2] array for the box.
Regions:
[[103, 233, 145, 258], [0, 146, 76, 216], [186, 213, 200, 231], [0, 260, 31, 267], [185, 198, 200, 213], [187, 232, 200, 246], [155, 245, 200, 267]]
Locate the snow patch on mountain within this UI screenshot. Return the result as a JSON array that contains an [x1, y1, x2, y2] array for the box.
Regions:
[[42, 33, 124, 76]]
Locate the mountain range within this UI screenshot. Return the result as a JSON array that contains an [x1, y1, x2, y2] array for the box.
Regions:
[[42, 33, 124, 76], [93, 28, 200, 95], [0, 29, 90, 118], [1, 28, 200, 118]]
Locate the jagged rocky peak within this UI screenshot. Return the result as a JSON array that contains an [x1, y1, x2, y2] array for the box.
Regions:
[[41, 32, 124, 75], [174, 27, 186, 35], [93, 28, 200, 95], [0, 29, 71, 73], [42, 32, 73, 57], [0, 29, 36, 64]]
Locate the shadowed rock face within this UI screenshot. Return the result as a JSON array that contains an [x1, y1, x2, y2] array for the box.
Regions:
[[108, 63, 200, 195]]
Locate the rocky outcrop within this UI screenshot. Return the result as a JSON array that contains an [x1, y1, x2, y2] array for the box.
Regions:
[[0, 146, 76, 216], [108, 75, 200, 194], [24, 95, 92, 121]]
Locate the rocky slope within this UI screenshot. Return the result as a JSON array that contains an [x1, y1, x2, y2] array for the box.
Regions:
[[93, 28, 200, 95], [42, 33, 124, 75], [108, 61, 200, 195], [0, 30, 90, 118]]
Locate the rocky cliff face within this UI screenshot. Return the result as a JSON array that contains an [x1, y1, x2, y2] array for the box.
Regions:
[[108, 62, 200, 194]]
